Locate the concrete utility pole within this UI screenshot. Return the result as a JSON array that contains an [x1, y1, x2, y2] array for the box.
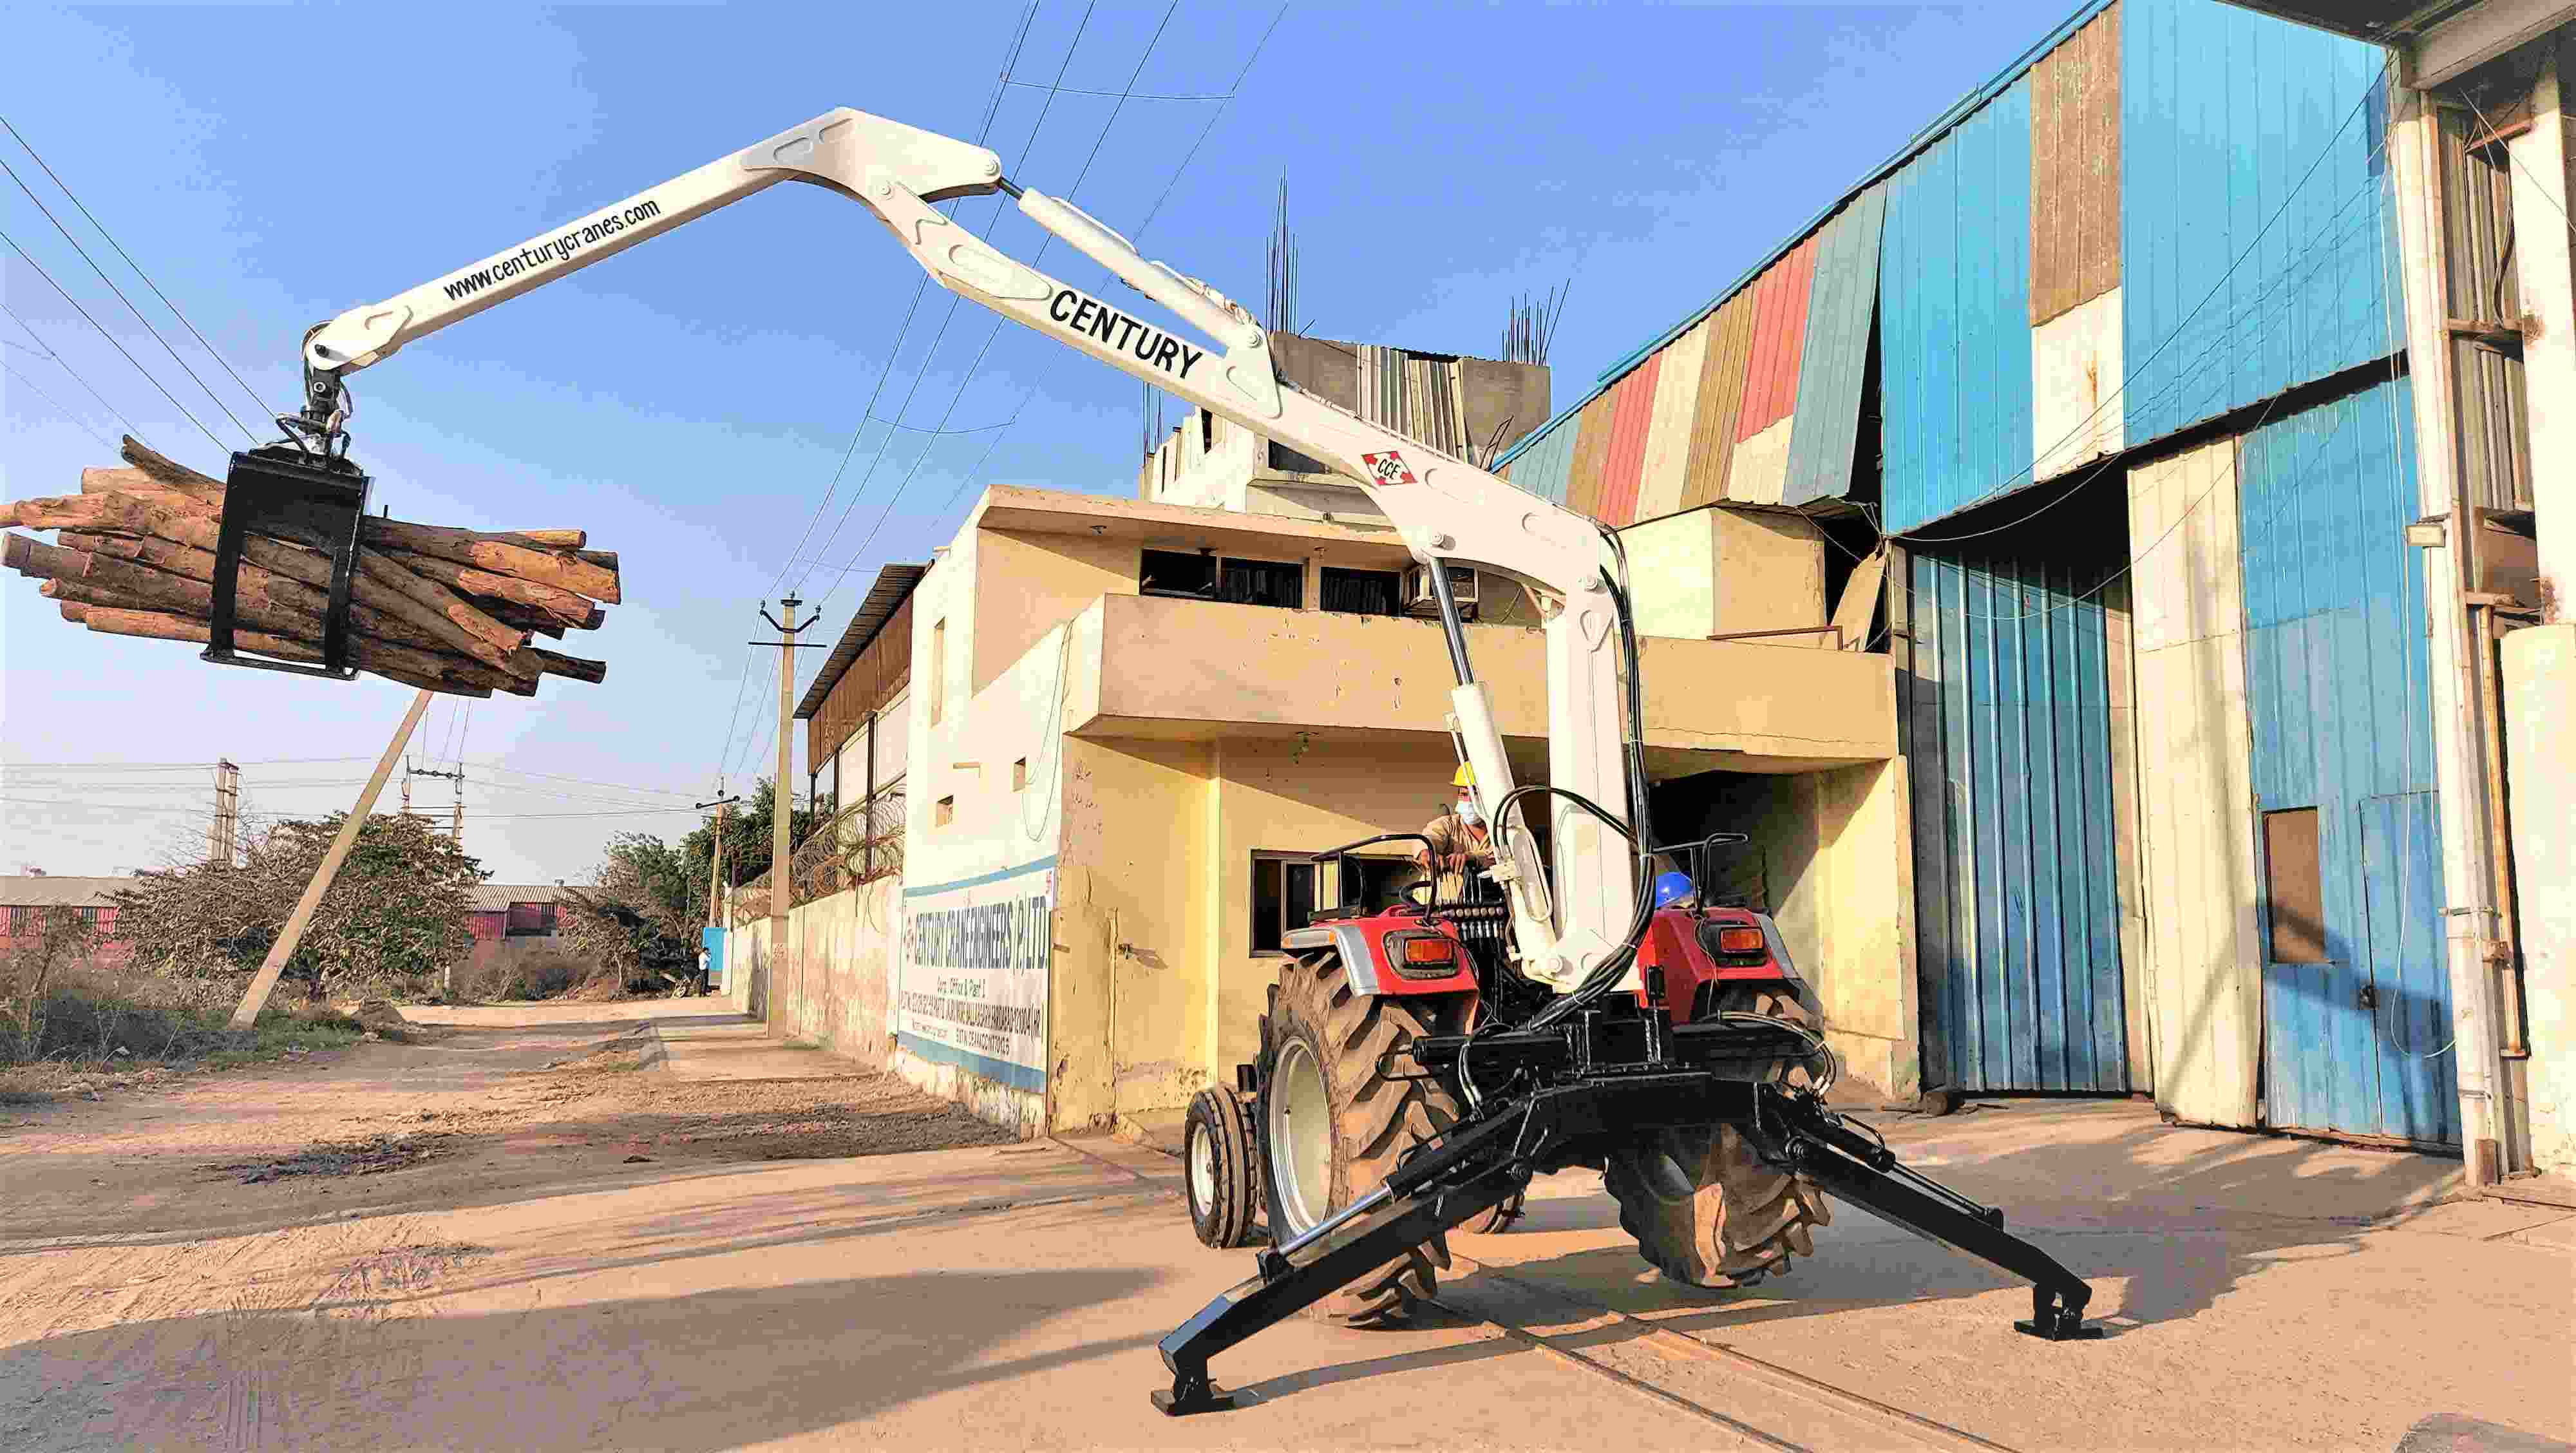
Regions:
[[207, 759, 238, 866], [753, 597, 822, 1022], [229, 689, 434, 1029]]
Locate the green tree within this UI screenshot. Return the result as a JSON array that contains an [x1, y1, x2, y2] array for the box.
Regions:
[[112, 813, 485, 999], [674, 778, 818, 916]]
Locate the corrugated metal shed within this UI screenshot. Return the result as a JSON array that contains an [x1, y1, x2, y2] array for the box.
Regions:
[[1502, 412, 1577, 506], [1880, 81, 2037, 535], [2120, 0, 2396, 448], [0, 875, 134, 907], [2237, 375, 2454, 1145], [1566, 391, 1616, 518], [1634, 322, 1708, 521], [1681, 297, 1756, 509], [1905, 545, 2127, 1094], [2029, 4, 2123, 325], [2125, 436, 2262, 1128], [795, 564, 928, 720], [1735, 238, 1815, 442], [1783, 184, 1889, 509], [1597, 355, 1662, 525]]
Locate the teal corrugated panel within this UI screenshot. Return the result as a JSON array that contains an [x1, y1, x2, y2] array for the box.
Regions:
[[2121, 0, 2396, 449], [2238, 375, 2454, 1144], [1783, 184, 1888, 508], [1879, 82, 2036, 534], [1506, 415, 1577, 506], [1905, 545, 2128, 1092]]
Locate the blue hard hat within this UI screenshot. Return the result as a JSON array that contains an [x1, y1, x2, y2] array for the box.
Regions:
[[1653, 871, 1695, 907]]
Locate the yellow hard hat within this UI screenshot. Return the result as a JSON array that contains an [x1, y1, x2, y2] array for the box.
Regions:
[[1452, 763, 1475, 788]]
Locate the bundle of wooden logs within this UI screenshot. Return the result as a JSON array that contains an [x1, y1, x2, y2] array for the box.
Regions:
[[1, 438, 616, 699]]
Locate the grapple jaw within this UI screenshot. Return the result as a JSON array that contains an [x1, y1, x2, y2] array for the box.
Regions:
[[209, 446, 368, 679]]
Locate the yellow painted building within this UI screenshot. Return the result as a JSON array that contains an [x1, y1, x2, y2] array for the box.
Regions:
[[879, 484, 1909, 1135]]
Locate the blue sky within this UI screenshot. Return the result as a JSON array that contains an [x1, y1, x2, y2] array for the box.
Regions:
[[4, 1, 2080, 883]]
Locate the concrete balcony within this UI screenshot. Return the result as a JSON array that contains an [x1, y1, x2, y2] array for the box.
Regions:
[[1061, 593, 1895, 774]]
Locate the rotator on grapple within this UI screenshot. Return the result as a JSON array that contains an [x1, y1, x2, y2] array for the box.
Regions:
[[218, 104, 2099, 1420]]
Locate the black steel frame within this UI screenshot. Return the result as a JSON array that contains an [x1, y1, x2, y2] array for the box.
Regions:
[[208, 446, 370, 679], [1153, 1011, 2100, 1415]]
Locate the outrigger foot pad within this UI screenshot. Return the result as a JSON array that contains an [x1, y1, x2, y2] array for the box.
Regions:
[[2012, 1287, 2104, 1340], [1153, 1374, 1247, 1416]]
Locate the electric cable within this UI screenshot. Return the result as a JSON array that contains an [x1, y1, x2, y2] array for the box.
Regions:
[[1, 115, 278, 427], [0, 225, 226, 451]]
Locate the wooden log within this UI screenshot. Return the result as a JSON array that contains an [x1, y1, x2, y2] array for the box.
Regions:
[[111, 442, 614, 596], [64, 536, 541, 683], [131, 505, 524, 673], [356, 549, 527, 658], [361, 517, 620, 603], [116, 437, 226, 504], [71, 605, 505, 698], [526, 647, 608, 684], [377, 547, 601, 629], [3, 535, 94, 581], [480, 600, 569, 638], [3, 493, 153, 533]]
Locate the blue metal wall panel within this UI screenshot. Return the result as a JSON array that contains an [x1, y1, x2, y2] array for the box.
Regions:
[[2239, 376, 2456, 1145], [1784, 184, 1888, 508], [1904, 547, 2126, 1093], [2121, 0, 2396, 450], [1504, 415, 1577, 506], [1879, 82, 2036, 535]]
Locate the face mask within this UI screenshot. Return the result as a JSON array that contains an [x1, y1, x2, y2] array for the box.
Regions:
[[1456, 798, 1483, 826]]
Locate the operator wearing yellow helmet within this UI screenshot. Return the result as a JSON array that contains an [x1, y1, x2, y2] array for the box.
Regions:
[[1414, 762, 1496, 905]]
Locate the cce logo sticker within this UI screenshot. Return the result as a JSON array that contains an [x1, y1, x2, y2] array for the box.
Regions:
[[1361, 450, 1416, 486]]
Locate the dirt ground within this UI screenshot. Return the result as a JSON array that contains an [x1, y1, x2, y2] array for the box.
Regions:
[[0, 1002, 1010, 1247], [2, 1001, 2567, 1451]]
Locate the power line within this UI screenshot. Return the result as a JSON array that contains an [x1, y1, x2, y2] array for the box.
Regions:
[[1132, 3, 1290, 245], [466, 761, 701, 796], [787, 1, 1098, 605], [0, 115, 278, 429], [0, 225, 227, 452], [806, 0, 1186, 618], [5, 300, 148, 442], [766, 1, 1043, 602], [0, 149, 259, 444], [3, 358, 115, 448]]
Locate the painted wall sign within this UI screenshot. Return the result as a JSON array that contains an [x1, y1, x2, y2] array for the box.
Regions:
[[898, 857, 1055, 1092]]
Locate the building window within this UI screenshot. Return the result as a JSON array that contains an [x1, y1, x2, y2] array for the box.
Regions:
[[929, 618, 947, 725], [1011, 757, 1028, 792], [1251, 853, 1321, 954], [1141, 549, 1217, 598], [505, 902, 558, 938], [935, 795, 955, 828], [1320, 566, 1402, 616], [1200, 408, 1215, 456], [2262, 809, 2327, 965], [1220, 557, 1304, 609]]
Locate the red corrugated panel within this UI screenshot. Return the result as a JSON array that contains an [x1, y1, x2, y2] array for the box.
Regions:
[[470, 910, 507, 940], [1595, 354, 1663, 525], [1735, 237, 1818, 441]]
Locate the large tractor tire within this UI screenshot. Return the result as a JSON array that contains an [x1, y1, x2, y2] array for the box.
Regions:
[[1262, 950, 1467, 1325], [1603, 984, 1832, 1287]]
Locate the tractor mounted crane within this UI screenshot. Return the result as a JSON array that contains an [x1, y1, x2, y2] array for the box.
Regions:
[[218, 106, 2102, 1416]]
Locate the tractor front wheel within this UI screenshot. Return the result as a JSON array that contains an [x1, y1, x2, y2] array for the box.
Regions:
[[1602, 983, 1832, 1287]]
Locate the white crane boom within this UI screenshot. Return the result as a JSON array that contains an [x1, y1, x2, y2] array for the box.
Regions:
[[294, 106, 1638, 989]]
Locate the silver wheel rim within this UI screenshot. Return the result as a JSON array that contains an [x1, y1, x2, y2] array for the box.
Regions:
[[1188, 1117, 1219, 1214], [1268, 1039, 1333, 1234]]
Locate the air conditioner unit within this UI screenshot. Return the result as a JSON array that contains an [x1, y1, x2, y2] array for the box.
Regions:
[[1401, 564, 1479, 621]]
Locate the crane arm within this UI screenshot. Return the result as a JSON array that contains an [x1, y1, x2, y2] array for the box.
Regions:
[[294, 106, 1636, 987]]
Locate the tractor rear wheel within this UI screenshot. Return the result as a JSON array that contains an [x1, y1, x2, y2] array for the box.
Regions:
[[1603, 984, 1832, 1287], [1262, 950, 1463, 1325]]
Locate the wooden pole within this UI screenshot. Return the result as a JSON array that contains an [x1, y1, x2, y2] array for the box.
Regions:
[[227, 689, 435, 1028]]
